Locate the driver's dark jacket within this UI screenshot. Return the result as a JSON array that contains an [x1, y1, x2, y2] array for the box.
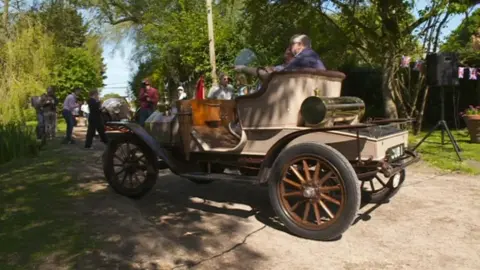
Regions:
[[284, 48, 326, 70]]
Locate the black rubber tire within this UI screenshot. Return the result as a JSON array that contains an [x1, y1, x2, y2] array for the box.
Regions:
[[268, 142, 361, 241], [103, 135, 158, 199], [361, 169, 406, 204]]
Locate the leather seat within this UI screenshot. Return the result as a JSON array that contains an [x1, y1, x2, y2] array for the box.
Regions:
[[235, 68, 347, 129]]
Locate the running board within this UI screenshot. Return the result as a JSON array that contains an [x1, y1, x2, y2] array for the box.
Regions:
[[156, 159, 169, 170], [179, 173, 259, 184]]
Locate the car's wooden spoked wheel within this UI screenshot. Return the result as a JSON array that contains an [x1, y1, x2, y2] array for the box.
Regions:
[[279, 156, 346, 230], [112, 143, 148, 189]]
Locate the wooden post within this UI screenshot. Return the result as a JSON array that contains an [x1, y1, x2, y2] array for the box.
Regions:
[[206, 0, 218, 88], [3, 0, 9, 37]]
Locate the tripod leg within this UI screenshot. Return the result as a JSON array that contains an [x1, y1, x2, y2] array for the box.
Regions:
[[441, 128, 445, 145], [440, 120, 462, 152], [440, 120, 463, 161], [411, 121, 442, 152]]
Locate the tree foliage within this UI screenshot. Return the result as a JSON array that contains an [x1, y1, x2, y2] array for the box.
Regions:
[[77, 0, 478, 126], [37, 2, 88, 48], [0, 16, 56, 123], [52, 45, 105, 103], [0, 1, 106, 123], [441, 8, 480, 65], [102, 92, 123, 100]]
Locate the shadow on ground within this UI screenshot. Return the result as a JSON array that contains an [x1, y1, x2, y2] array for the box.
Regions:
[[72, 155, 385, 269], [1, 127, 387, 270], [73, 165, 273, 269], [1, 133, 267, 269]]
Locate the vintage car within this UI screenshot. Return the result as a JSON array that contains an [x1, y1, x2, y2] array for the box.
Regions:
[[101, 67, 420, 241], [100, 97, 133, 123]]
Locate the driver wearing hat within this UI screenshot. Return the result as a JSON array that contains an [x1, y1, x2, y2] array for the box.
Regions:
[[138, 79, 159, 126]]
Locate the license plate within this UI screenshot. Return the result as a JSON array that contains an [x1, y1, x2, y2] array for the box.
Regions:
[[387, 144, 404, 161]]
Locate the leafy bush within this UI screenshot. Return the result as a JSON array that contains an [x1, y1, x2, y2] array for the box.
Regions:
[[24, 108, 38, 122], [0, 122, 39, 165]]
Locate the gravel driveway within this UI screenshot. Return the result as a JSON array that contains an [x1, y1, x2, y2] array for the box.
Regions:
[[72, 147, 480, 270]]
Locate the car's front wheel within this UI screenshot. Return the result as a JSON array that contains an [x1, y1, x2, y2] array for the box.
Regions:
[[268, 142, 360, 241], [103, 135, 158, 198]]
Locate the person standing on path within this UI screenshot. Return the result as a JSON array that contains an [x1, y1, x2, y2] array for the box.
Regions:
[[84, 89, 108, 149], [62, 88, 81, 144], [81, 101, 90, 127], [43, 86, 58, 140]]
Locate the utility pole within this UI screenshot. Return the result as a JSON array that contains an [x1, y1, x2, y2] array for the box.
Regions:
[[206, 0, 218, 87]]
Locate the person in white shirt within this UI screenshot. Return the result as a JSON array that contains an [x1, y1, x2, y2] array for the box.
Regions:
[[207, 73, 234, 100], [62, 88, 81, 144], [170, 86, 189, 115], [178, 86, 187, 100], [81, 101, 90, 126]]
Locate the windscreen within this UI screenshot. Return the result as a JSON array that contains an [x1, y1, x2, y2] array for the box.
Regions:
[[234, 48, 257, 66]]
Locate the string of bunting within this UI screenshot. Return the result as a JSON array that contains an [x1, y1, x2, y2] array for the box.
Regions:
[[400, 55, 479, 80]]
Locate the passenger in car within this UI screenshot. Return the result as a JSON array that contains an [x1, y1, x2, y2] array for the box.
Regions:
[[271, 46, 295, 72], [285, 34, 326, 71], [207, 73, 235, 100], [234, 34, 326, 81], [235, 73, 250, 97]]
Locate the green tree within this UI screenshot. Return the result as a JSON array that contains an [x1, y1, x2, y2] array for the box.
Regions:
[[101, 92, 122, 100], [90, 0, 245, 102], [52, 46, 105, 103], [0, 1, 107, 123], [441, 8, 480, 65], [38, 2, 88, 48], [0, 16, 56, 123]]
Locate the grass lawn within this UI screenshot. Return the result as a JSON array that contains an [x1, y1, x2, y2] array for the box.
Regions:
[[409, 128, 480, 175], [0, 120, 96, 269], [26, 118, 67, 132]]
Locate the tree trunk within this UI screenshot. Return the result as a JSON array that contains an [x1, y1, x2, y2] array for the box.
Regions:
[[433, 12, 450, 52], [414, 85, 429, 135], [381, 56, 399, 119], [3, 0, 9, 34]]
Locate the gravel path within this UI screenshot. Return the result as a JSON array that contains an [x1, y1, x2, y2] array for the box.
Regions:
[[69, 126, 480, 270]]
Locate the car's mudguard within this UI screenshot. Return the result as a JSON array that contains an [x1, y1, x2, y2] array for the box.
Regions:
[[257, 122, 419, 184], [104, 121, 197, 174], [256, 124, 375, 184]]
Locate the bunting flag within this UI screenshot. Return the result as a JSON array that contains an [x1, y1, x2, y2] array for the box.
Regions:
[[401, 56, 411, 68], [458, 67, 465, 78], [195, 75, 205, 100], [413, 60, 424, 72], [469, 68, 477, 80]]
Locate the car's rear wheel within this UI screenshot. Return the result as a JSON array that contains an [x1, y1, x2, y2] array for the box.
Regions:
[[268, 142, 360, 241], [103, 135, 158, 198], [360, 169, 405, 204]]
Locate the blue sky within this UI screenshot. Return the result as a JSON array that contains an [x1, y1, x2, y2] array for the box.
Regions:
[[101, 40, 136, 97], [99, 1, 479, 97]]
